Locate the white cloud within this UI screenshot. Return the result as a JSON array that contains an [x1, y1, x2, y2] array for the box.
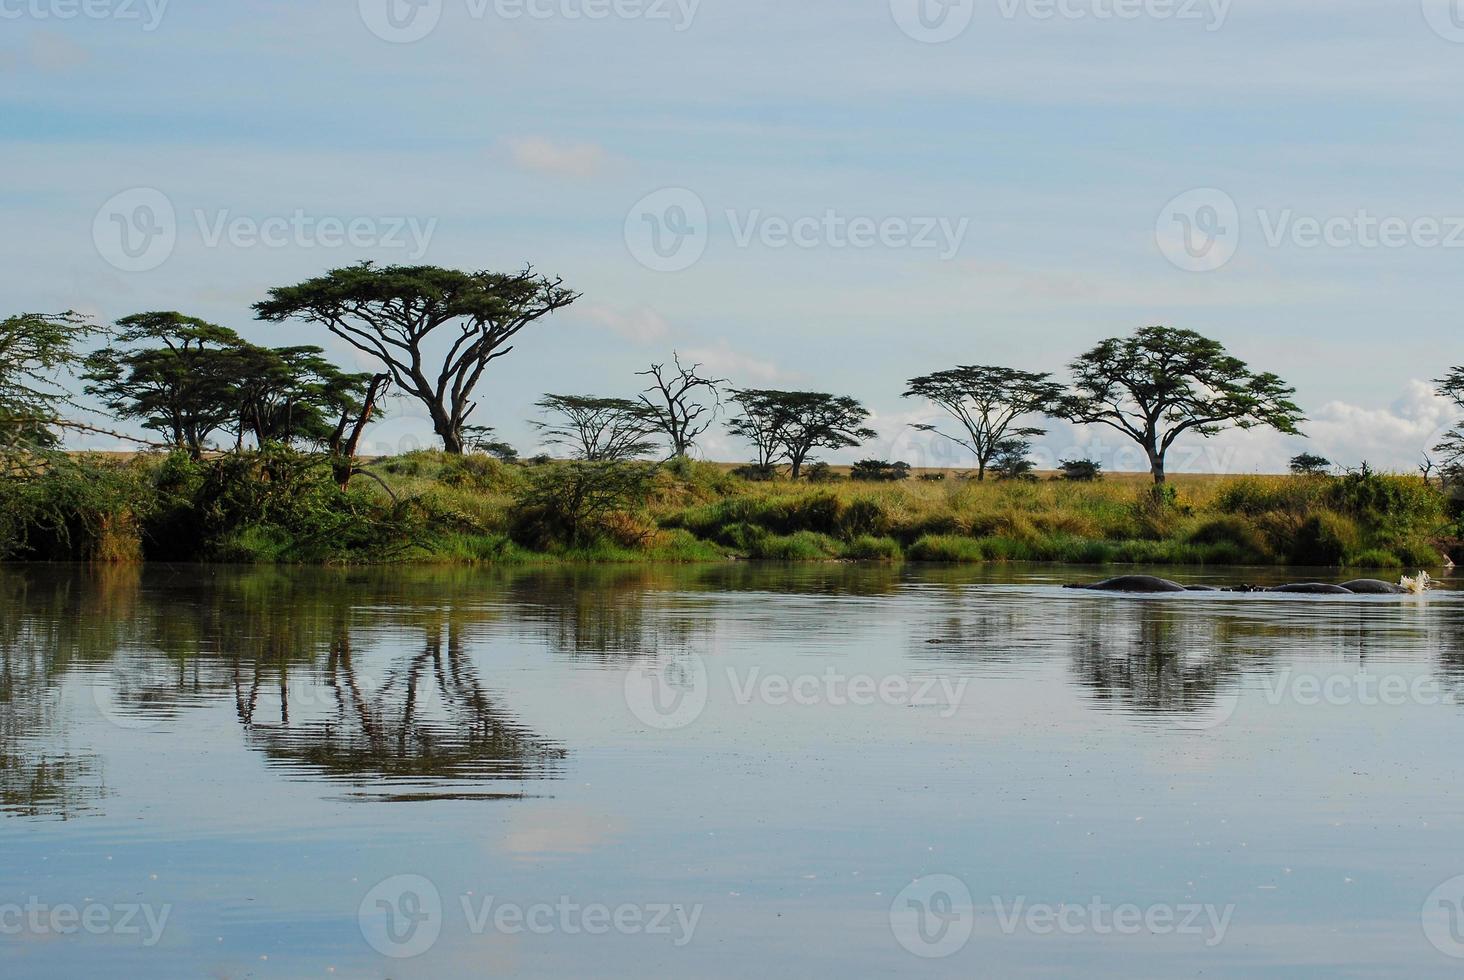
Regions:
[[580, 304, 670, 343], [679, 341, 791, 385], [505, 136, 610, 179]]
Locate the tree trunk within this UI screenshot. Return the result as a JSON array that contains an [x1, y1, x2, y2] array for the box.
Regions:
[[1148, 449, 1167, 484], [331, 374, 388, 490]]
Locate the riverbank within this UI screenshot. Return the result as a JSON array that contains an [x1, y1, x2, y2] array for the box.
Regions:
[[2, 450, 1458, 567]]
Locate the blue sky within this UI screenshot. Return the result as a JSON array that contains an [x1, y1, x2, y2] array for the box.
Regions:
[[4, 0, 1463, 472]]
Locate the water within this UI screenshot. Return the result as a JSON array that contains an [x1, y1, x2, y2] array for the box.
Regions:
[[2, 563, 1463, 978]]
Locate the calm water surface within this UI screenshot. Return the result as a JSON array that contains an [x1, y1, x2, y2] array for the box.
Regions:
[[3, 563, 1464, 978]]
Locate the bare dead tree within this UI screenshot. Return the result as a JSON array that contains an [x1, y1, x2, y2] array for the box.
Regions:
[[636, 353, 726, 459]]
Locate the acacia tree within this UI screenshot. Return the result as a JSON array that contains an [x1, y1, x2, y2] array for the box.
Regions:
[[903, 365, 1061, 481], [729, 389, 876, 479], [1058, 326, 1304, 484], [725, 389, 789, 471], [1434, 368, 1464, 494], [637, 353, 725, 458], [0, 312, 93, 455], [533, 394, 659, 461], [231, 345, 379, 450], [83, 312, 244, 457], [254, 262, 579, 454]]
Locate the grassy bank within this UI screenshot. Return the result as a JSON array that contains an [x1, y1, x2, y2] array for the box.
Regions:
[[1, 449, 1458, 568]]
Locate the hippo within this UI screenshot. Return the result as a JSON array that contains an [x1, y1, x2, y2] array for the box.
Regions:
[[1339, 579, 1410, 595], [1064, 576, 1188, 593], [1263, 583, 1355, 595]]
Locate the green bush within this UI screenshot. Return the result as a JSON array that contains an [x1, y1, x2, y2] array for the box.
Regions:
[[1187, 516, 1271, 561], [1291, 513, 1360, 566], [843, 535, 902, 560]]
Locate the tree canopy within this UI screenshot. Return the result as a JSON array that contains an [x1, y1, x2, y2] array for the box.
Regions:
[[532, 394, 659, 462], [254, 262, 578, 453], [83, 312, 244, 457], [728, 389, 876, 479], [0, 311, 93, 455], [1058, 326, 1304, 484], [903, 365, 1061, 481]]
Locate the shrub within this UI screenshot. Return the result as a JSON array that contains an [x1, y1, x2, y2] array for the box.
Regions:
[[1187, 516, 1271, 561], [509, 461, 658, 549], [849, 459, 911, 482], [730, 464, 779, 482], [1058, 458, 1103, 482], [1291, 513, 1360, 566], [907, 535, 986, 562], [805, 462, 840, 483], [839, 497, 891, 539], [843, 535, 902, 560]]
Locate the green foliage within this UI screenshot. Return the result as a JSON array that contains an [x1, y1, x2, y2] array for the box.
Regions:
[[903, 364, 1061, 480], [1187, 516, 1271, 561], [1058, 458, 1103, 482], [255, 262, 578, 454], [727, 389, 876, 479], [1289, 452, 1332, 476], [990, 440, 1038, 481], [0, 311, 94, 453], [849, 459, 911, 482], [0, 454, 150, 561], [1060, 325, 1304, 483], [509, 461, 658, 549]]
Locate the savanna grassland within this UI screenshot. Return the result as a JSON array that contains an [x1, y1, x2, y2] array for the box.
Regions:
[[3, 448, 1457, 570]]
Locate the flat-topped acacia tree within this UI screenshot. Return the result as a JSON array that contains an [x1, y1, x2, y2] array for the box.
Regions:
[[254, 262, 578, 454], [903, 365, 1062, 481], [1059, 326, 1305, 484]]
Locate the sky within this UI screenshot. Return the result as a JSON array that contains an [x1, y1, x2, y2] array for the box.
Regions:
[[3, 0, 1464, 473]]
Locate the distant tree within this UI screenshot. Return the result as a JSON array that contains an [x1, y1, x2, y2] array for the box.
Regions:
[[729, 389, 876, 480], [255, 262, 579, 454], [1059, 326, 1304, 484], [990, 439, 1037, 481], [82, 312, 244, 458], [1434, 368, 1464, 494], [637, 353, 725, 458], [805, 461, 839, 483], [463, 425, 520, 463], [726, 389, 790, 471], [231, 345, 379, 450], [1058, 457, 1103, 482], [511, 461, 658, 548], [903, 365, 1062, 481], [1289, 452, 1333, 477], [533, 394, 659, 462], [0, 311, 93, 455], [850, 459, 911, 482]]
